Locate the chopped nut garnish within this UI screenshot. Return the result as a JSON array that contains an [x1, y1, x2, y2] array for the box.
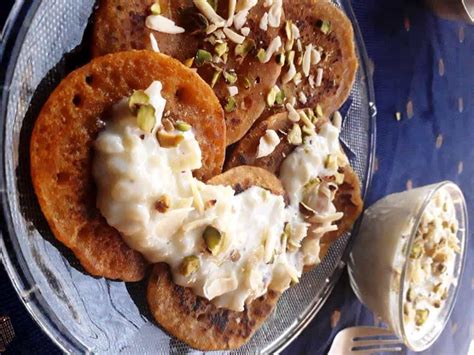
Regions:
[[415, 309, 429, 326], [235, 38, 256, 57], [129, 90, 150, 113], [223, 71, 237, 84], [157, 129, 184, 148], [256, 48, 266, 63], [150, 2, 161, 15], [287, 123, 302, 145], [276, 53, 286, 66], [215, 42, 228, 57], [161, 118, 174, 132], [410, 241, 423, 259], [203, 226, 223, 255], [155, 195, 170, 213], [275, 90, 285, 105], [406, 288, 416, 302], [224, 96, 237, 112], [175, 121, 191, 132], [211, 69, 222, 88], [315, 104, 324, 118], [137, 105, 156, 133], [180, 255, 200, 276], [184, 57, 195, 67], [243, 77, 252, 89], [195, 49, 212, 66], [316, 19, 332, 34], [266, 86, 280, 107]]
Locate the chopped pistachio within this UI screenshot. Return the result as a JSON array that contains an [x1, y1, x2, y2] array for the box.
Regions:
[[243, 77, 252, 89], [235, 38, 256, 57], [215, 42, 228, 57], [316, 19, 332, 34], [287, 123, 302, 145], [415, 309, 429, 326], [150, 2, 161, 15], [256, 48, 266, 63], [195, 49, 212, 66], [275, 90, 286, 105], [406, 288, 416, 302], [304, 178, 321, 189], [180, 255, 200, 276], [175, 121, 191, 132], [223, 71, 237, 84], [276, 53, 286, 66], [184, 57, 195, 68], [410, 241, 423, 259], [334, 171, 345, 185], [266, 86, 280, 107], [224, 96, 237, 112], [324, 154, 337, 170], [157, 129, 184, 148], [285, 20, 293, 41], [302, 125, 314, 136], [137, 105, 156, 133], [211, 69, 222, 88], [129, 90, 149, 113], [315, 104, 324, 118], [203, 226, 223, 255], [155, 195, 170, 213], [287, 51, 295, 64], [162, 118, 174, 132]]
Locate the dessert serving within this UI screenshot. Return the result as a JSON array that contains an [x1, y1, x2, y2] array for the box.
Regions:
[[349, 182, 467, 351], [29, 0, 363, 350]]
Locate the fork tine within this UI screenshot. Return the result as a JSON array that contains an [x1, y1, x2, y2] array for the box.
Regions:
[[352, 339, 402, 348], [351, 346, 403, 354], [350, 326, 395, 338]]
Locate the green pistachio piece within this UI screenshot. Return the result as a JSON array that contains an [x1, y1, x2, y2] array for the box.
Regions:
[[180, 255, 200, 276], [150, 2, 161, 15], [316, 19, 332, 34], [334, 171, 345, 185], [324, 154, 337, 170], [203, 226, 223, 255], [175, 121, 191, 132], [211, 69, 222, 88], [275, 90, 286, 105], [129, 90, 150, 113], [223, 71, 237, 85], [266, 86, 280, 107], [415, 309, 429, 326], [235, 38, 256, 57], [285, 20, 293, 41], [157, 130, 184, 148], [315, 104, 324, 118], [287, 123, 302, 145], [215, 42, 228, 57], [410, 242, 423, 259], [137, 105, 156, 133], [195, 49, 212, 66], [256, 48, 266, 63], [224, 96, 236, 112]]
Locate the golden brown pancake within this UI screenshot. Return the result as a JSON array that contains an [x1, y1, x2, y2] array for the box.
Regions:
[[30, 50, 225, 281], [92, 0, 283, 145], [147, 166, 283, 350], [225, 112, 363, 262], [262, 0, 358, 120]]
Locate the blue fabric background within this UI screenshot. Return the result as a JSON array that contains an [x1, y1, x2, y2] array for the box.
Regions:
[[1, 0, 473, 354]]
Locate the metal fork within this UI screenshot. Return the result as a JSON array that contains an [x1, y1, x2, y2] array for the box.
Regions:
[[328, 326, 403, 354]]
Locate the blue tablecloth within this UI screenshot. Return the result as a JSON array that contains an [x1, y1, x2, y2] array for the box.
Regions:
[[1, 1, 473, 354]]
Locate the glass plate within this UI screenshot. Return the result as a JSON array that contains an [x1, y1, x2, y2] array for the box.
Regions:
[[0, 1, 376, 353]]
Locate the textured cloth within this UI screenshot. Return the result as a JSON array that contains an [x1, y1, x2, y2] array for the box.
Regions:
[[1, 0, 473, 354]]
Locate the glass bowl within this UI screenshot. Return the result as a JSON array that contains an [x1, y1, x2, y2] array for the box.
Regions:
[[349, 181, 468, 352], [0, 0, 376, 353]]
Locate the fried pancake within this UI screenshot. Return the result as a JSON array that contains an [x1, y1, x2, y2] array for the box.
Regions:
[[225, 112, 363, 261], [31, 51, 225, 281], [92, 0, 283, 145], [147, 166, 283, 350], [263, 0, 357, 119]]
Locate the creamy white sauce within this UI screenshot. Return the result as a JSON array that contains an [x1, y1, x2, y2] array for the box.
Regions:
[[93, 81, 345, 311]]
